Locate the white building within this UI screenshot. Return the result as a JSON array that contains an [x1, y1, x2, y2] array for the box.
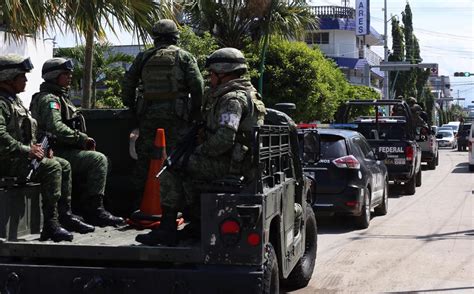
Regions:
[[306, 4, 384, 92], [0, 32, 53, 106]]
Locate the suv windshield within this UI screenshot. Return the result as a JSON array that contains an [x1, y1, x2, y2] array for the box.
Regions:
[[320, 135, 347, 159]]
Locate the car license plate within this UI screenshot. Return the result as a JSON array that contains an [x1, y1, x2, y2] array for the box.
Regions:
[[394, 158, 406, 165]]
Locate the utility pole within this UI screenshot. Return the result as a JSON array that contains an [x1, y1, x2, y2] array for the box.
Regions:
[[383, 0, 389, 100]]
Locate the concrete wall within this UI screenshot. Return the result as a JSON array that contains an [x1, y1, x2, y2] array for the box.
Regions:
[[0, 32, 53, 107]]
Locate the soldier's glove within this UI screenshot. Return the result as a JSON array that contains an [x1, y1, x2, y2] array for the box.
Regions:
[[84, 137, 96, 151]]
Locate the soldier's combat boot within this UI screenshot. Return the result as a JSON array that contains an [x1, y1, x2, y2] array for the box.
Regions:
[[40, 206, 74, 242], [82, 195, 125, 227], [40, 221, 73, 242], [135, 208, 177, 246], [58, 196, 95, 234]]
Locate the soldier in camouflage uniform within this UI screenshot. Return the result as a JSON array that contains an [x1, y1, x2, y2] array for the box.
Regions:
[[0, 54, 93, 242], [136, 48, 266, 246], [406, 96, 428, 129], [30, 58, 124, 227], [121, 19, 204, 206]]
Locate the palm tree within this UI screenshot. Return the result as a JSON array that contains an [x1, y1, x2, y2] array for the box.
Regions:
[[56, 0, 165, 108], [1, 0, 170, 108], [181, 0, 318, 94], [55, 43, 135, 107]]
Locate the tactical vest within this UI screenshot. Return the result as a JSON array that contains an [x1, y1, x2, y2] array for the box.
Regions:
[[0, 95, 37, 145], [205, 89, 266, 147], [59, 95, 87, 133], [141, 45, 186, 101]]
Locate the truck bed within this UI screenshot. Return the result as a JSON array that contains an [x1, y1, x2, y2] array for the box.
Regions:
[[0, 225, 202, 264]]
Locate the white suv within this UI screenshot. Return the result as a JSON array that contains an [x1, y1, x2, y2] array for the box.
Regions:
[[468, 124, 474, 171]]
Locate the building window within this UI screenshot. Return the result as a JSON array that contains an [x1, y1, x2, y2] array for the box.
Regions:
[[305, 32, 329, 45]]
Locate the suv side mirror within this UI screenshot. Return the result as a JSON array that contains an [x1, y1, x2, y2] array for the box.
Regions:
[[303, 131, 320, 164]]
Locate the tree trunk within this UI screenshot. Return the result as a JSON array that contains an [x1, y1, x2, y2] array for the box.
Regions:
[[82, 29, 94, 109]]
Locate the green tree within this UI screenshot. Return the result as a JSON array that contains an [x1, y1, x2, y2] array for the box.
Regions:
[[177, 26, 219, 70], [57, 0, 162, 108], [55, 43, 134, 108], [388, 17, 404, 99], [1, 0, 163, 109], [246, 39, 350, 122]]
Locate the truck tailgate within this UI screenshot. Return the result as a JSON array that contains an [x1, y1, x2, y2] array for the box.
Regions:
[[368, 140, 413, 173]]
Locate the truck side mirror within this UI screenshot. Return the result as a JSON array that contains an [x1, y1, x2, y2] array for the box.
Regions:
[[303, 131, 320, 163]]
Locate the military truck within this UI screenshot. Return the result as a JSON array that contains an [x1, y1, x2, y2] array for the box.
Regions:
[[0, 109, 318, 293], [338, 100, 422, 195]]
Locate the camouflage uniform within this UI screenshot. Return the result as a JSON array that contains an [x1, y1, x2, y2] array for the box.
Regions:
[[406, 97, 428, 129], [121, 19, 204, 202], [136, 48, 266, 246], [0, 54, 77, 242], [30, 58, 123, 227]]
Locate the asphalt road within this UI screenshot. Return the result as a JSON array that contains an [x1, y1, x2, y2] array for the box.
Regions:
[[291, 149, 473, 293]]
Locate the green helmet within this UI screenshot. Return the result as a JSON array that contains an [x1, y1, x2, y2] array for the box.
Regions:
[[151, 19, 179, 39], [205, 48, 247, 74], [406, 96, 417, 106], [42, 58, 74, 81], [0, 54, 33, 82]]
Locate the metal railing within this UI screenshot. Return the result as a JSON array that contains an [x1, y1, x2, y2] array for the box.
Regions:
[[308, 6, 355, 19]]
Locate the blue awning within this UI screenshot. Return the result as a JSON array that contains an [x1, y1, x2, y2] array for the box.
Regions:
[[330, 57, 384, 78]]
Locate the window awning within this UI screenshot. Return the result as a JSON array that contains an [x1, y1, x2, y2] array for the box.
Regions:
[[330, 57, 385, 78]]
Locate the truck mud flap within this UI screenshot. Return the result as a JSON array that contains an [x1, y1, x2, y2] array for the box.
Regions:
[[0, 263, 263, 294]]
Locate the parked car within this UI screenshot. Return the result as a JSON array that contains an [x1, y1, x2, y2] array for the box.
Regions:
[[468, 123, 474, 171], [457, 123, 471, 151], [441, 123, 459, 136], [436, 130, 457, 149], [300, 128, 388, 229]]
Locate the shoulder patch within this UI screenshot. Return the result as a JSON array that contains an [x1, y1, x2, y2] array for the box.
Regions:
[[49, 101, 61, 110]]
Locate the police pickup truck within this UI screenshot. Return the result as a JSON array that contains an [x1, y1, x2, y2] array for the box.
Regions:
[[338, 100, 422, 195], [0, 109, 318, 294]]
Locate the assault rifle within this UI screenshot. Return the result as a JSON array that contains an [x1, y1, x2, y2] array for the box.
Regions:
[[26, 133, 51, 181], [156, 122, 204, 179]]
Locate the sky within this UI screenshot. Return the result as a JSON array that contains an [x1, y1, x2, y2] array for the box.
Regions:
[[52, 0, 474, 106]]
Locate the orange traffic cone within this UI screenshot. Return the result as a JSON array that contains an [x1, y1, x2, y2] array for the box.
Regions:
[[127, 128, 183, 229]]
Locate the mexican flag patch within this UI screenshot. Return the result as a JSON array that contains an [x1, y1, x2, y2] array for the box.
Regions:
[[49, 102, 60, 110]]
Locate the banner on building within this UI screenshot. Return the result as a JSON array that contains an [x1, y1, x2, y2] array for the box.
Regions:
[[355, 0, 370, 36]]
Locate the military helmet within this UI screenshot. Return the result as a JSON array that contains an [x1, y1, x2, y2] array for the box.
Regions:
[[0, 54, 33, 82], [406, 96, 417, 105], [151, 19, 179, 39], [205, 48, 247, 74], [42, 58, 74, 81]]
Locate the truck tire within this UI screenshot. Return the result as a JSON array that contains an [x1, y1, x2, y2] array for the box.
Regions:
[[374, 181, 388, 216], [405, 175, 416, 195], [282, 203, 317, 289], [263, 243, 279, 294], [427, 159, 436, 170], [354, 187, 370, 229], [415, 170, 422, 187]]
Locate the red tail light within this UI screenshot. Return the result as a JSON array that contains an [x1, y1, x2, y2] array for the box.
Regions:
[[221, 220, 240, 234], [405, 146, 414, 161], [333, 155, 360, 169], [247, 232, 261, 246], [220, 219, 241, 246]]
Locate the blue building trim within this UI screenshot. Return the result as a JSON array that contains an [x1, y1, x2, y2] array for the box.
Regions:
[[319, 18, 382, 41], [330, 57, 384, 78]]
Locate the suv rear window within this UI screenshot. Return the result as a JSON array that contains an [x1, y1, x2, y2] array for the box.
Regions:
[[320, 135, 347, 159], [357, 123, 406, 140]]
